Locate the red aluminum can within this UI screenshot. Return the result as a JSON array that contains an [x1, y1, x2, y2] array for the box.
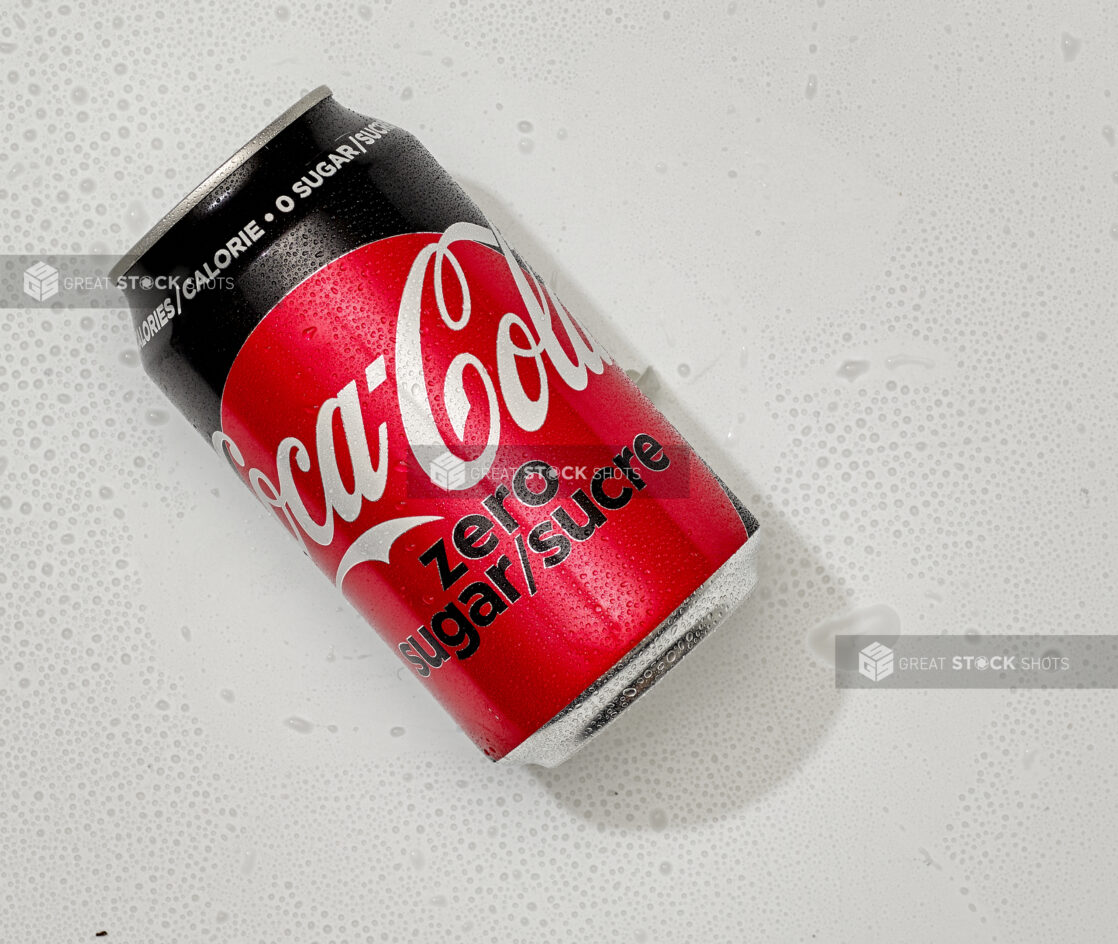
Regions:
[[111, 86, 760, 764]]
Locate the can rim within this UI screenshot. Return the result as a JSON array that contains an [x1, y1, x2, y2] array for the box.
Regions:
[[108, 84, 334, 283]]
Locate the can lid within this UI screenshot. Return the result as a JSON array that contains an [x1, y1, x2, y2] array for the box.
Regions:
[[109, 85, 334, 282]]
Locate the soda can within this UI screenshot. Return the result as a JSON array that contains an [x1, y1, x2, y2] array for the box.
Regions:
[[111, 86, 760, 765]]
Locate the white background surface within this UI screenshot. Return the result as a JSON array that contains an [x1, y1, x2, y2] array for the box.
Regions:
[[2, 1, 1117, 941]]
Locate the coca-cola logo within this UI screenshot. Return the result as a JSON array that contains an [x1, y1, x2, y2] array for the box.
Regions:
[[212, 223, 615, 586]]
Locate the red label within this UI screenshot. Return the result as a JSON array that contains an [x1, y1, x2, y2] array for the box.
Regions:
[[217, 224, 748, 758]]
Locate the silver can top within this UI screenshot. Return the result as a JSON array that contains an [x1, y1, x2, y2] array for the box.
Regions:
[[109, 85, 334, 282]]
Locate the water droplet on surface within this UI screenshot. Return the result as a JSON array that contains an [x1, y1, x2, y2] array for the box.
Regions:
[[885, 353, 935, 370], [807, 603, 902, 667], [806, 74, 818, 99], [1061, 32, 1081, 61], [625, 366, 660, 398], [918, 847, 942, 869], [517, 120, 533, 133], [284, 716, 314, 734], [837, 359, 870, 381], [125, 201, 148, 234]]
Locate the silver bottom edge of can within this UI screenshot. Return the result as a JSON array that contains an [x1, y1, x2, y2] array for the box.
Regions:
[[499, 516, 761, 768]]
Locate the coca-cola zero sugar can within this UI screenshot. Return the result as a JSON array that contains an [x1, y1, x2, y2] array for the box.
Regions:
[[111, 86, 760, 764]]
